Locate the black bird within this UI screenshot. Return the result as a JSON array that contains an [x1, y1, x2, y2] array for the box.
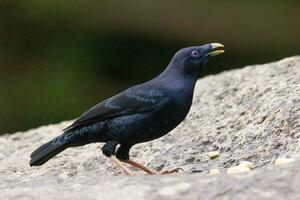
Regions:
[[30, 43, 224, 175]]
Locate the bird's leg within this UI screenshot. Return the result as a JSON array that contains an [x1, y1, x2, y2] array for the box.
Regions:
[[115, 144, 156, 174], [120, 159, 183, 175], [102, 141, 135, 176], [120, 159, 156, 174], [116, 144, 182, 175], [109, 156, 135, 176]]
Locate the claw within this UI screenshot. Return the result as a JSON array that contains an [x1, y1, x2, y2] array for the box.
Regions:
[[160, 167, 184, 174]]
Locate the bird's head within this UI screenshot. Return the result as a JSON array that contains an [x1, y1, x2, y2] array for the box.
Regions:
[[169, 43, 225, 77]]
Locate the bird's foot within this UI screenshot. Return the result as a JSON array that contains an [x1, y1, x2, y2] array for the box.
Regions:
[[119, 159, 183, 175], [109, 156, 136, 176], [159, 167, 184, 175]]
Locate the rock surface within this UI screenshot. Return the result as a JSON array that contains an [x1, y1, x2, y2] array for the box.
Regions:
[[1, 56, 300, 200]]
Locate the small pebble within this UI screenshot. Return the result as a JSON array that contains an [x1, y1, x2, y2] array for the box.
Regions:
[[208, 151, 220, 159], [239, 161, 254, 169], [227, 166, 250, 174], [209, 169, 221, 176], [274, 157, 295, 166]]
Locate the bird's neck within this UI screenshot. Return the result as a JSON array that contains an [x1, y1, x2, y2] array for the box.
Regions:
[[157, 64, 199, 92], [157, 69, 197, 113]]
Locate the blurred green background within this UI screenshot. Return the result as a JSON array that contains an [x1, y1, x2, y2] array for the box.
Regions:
[[1, 0, 299, 134]]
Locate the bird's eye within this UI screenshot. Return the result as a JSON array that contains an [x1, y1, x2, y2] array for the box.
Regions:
[[191, 51, 199, 57]]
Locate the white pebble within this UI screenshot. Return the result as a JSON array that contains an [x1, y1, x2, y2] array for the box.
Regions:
[[227, 166, 251, 174], [274, 157, 295, 166], [208, 151, 220, 159], [239, 161, 254, 169], [209, 169, 221, 176]]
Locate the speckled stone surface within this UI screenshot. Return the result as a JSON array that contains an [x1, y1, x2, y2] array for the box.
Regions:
[[1, 56, 299, 200]]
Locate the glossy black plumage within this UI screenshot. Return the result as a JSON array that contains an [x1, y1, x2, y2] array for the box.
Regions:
[[30, 43, 224, 167]]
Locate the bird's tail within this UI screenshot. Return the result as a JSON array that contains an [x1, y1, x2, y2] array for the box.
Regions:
[[29, 135, 69, 166]]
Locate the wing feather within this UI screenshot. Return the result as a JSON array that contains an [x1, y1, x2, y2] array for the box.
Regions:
[[63, 86, 167, 132]]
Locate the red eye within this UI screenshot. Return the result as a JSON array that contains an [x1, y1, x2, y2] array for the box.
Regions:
[[191, 51, 199, 57]]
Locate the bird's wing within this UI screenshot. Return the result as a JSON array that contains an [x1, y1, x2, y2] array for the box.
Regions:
[[63, 86, 168, 132]]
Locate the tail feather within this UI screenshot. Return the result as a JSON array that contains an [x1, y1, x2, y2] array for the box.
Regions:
[[30, 138, 68, 166]]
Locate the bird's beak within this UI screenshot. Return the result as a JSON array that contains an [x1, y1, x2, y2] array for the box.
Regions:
[[205, 43, 225, 56]]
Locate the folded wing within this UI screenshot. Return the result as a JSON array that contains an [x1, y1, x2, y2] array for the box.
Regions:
[[64, 86, 168, 132]]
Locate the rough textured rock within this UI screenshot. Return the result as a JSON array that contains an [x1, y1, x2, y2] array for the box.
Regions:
[[1, 56, 299, 200]]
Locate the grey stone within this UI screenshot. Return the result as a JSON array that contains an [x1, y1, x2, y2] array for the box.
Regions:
[[1, 56, 299, 199]]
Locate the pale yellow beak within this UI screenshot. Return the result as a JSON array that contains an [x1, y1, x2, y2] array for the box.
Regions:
[[206, 43, 225, 56]]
